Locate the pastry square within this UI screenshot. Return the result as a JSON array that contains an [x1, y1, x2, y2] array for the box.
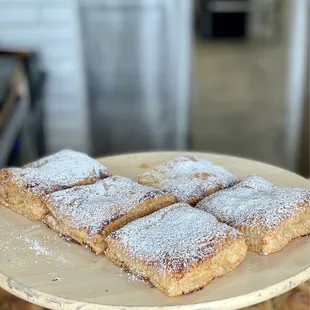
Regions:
[[134, 155, 238, 205], [105, 203, 247, 297], [43, 176, 177, 254], [0, 150, 110, 220], [196, 174, 310, 255]]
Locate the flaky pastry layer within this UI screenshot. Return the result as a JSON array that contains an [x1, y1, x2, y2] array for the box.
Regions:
[[44, 176, 177, 254], [134, 155, 237, 206], [0, 150, 110, 220], [105, 203, 247, 296], [196, 174, 310, 254]]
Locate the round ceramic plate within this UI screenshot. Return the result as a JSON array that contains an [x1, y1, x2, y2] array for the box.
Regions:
[[0, 152, 309, 310]]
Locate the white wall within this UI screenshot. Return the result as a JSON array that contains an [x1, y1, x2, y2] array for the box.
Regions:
[[285, 0, 308, 171], [0, 0, 89, 154]]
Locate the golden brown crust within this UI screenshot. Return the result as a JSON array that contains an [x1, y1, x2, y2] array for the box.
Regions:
[[196, 174, 310, 254], [0, 169, 48, 220], [105, 203, 247, 296], [240, 206, 310, 254], [0, 150, 110, 220], [106, 236, 247, 297], [134, 155, 238, 205], [43, 176, 178, 254]]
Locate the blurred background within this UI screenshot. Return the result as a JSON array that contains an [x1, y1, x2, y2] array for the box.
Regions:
[[0, 2, 309, 309], [0, 0, 308, 177]]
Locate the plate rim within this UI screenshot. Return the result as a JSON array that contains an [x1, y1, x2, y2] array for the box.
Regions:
[[1, 267, 309, 310]]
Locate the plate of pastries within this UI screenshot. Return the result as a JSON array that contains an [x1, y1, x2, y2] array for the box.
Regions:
[[0, 150, 309, 310]]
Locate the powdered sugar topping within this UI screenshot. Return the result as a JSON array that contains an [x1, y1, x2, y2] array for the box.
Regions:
[[12, 150, 109, 194], [197, 174, 310, 230], [23, 236, 68, 263], [0, 223, 69, 268], [47, 176, 171, 236], [135, 155, 237, 203], [108, 203, 242, 273]]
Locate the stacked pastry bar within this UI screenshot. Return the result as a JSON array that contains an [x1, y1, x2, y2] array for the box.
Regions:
[[0, 150, 110, 220], [196, 174, 310, 255], [106, 203, 247, 296], [134, 155, 238, 205]]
